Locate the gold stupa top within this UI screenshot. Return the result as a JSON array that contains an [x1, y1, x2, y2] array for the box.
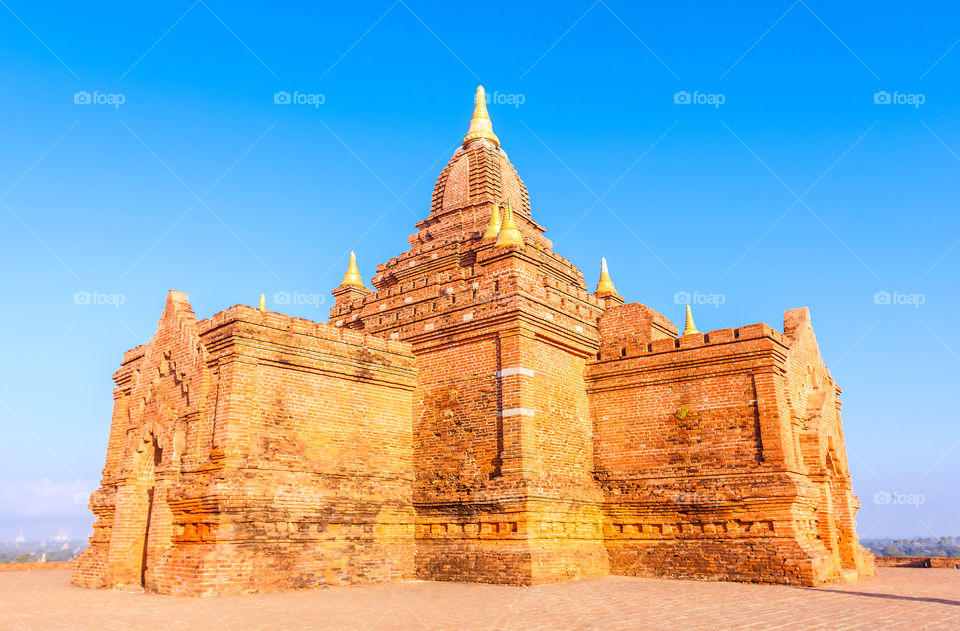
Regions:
[[495, 201, 523, 247], [258, 294, 266, 312], [462, 86, 500, 149], [482, 203, 502, 240], [595, 257, 618, 295], [682, 305, 699, 336], [340, 251, 365, 287]]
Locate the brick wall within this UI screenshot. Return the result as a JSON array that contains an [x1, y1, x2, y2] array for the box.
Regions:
[[73, 292, 416, 596], [873, 557, 960, 568], [586, 304, 875, 585]]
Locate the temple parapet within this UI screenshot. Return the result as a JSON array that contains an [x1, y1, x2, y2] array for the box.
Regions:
[[73, 292, 417, 596], [585, 306, 875, 585]]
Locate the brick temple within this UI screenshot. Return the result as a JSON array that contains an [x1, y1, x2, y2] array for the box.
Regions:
[[73, 87, 875, 596]]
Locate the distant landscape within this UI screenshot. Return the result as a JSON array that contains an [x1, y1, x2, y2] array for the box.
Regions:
[[862, 537, 960, 558], [0, 538, 85, 564], [2, 537, 958, 564]]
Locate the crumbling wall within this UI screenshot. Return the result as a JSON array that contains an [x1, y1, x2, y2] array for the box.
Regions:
[[586, 303, 874, 586], [73, 292, 417, 596]]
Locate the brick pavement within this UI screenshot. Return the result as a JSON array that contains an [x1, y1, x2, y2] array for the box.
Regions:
[[1, 568, 957, 630]]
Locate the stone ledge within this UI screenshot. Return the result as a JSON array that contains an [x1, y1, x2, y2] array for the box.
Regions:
[[0, 561, 73, 572]]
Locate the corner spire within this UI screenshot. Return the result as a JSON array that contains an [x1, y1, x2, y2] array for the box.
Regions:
[[682, 305, 699, 336], [482, 202, 502, 240], [595, 257, 618, 295], [463, 86, 500, 149], [258, 294, 266, 312], [340, 251, 365, 287], [495, 201, 523, 247]]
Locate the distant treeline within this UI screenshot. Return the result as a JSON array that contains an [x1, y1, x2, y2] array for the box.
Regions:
[[0, 550, 78, 563], [862, 536, 960, 558], [0, 542, 85, 564]]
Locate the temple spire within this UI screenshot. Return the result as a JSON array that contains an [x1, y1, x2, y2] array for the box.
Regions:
[[462, 86, 500, 149], [682, 305, 699, 336], [258, 294, 266, 312], [483, 202, 502, 240], [495, 201, 523, 247], [595, 257, 618, 295], [340, 251, 365, 287]]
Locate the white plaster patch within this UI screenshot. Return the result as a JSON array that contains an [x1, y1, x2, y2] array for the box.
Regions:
[[496, 367, 535, 378], [500, 408, 536, 418]]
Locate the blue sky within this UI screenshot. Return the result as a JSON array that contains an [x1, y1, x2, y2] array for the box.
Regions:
[[0, 1, 957, 541]]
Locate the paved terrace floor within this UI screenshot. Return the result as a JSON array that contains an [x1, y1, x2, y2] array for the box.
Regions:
[[1, 568, 958, 630]]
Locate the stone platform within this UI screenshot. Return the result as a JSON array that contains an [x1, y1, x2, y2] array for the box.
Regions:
[[3, 568, 958, 630]]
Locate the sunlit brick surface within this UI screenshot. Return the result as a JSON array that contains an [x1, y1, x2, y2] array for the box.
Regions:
[[72, 292, 417, 596], [7, 569, 960, 630]]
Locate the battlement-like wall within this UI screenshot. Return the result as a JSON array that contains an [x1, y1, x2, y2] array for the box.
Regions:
[[330, 240, 607, 358], [585, 306, 874, 586], [73, 291, 417, 596]]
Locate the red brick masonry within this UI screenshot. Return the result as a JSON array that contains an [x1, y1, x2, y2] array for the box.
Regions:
[[874, 557, 960, 568], [73, 117, 874, 595]]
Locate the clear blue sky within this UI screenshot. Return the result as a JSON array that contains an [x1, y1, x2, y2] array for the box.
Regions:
[[1, 1, 957, 542]]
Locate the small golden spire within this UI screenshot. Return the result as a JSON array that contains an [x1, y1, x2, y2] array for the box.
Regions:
[[482, 203, 502, 240], [462, 86, 500, 148], [341, 251, 365, 287], [596, 257, 618, 295], [495, 201, 523, 247], [682, 305, 699, 336], [258, 294, 266, 312]]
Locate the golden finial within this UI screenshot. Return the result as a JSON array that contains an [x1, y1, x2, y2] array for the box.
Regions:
[[495, 201, 523, 247], [341, 251, 365, 287], [462, 86, 500, 148], [483, 203, 502, 240], [258, 294, 266, 312], [682, 305, 699, 336], [596, 257, 618, 295]]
